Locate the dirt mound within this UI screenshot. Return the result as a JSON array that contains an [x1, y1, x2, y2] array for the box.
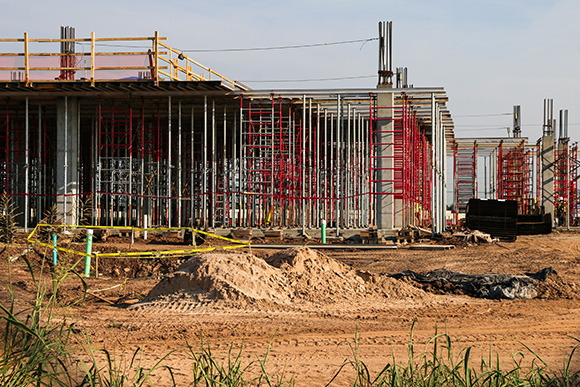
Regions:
[[135, 247, 427, 313], [143, 252, 291, 307], [535, 274, 579, 299]]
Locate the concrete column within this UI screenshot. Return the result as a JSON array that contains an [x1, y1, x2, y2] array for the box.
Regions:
[[375, 86, 399, 230], [541, 135, 555, 223], [56, 97, 79, 224]]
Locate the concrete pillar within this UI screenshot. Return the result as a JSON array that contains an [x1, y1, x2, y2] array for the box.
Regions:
[[375, 87, 401, 230], [541, 135, 555, 223], [56, 97, 79, 224]]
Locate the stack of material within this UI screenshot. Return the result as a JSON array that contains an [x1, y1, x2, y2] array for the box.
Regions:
[[466, 199, 518, 240], [361, 226, 379, 244], [517, 212, 552, 235], [396, 228, 418, 243]]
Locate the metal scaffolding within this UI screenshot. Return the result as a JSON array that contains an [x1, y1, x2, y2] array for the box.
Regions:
[[0, 30, 455, 233], [453, 140, 477, 215]]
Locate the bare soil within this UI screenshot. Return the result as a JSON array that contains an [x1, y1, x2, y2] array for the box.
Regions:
[[2, 231, 580, 386]]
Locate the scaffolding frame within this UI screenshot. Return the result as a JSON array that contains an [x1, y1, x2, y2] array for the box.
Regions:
[[453, 140, 477, 216]]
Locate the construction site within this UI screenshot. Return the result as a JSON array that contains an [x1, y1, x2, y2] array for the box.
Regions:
[[1, 23, 579, 386], [0, 26, 576, 240]]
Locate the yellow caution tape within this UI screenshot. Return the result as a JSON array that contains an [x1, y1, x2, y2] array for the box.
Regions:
[[27, 223, 250, 260]]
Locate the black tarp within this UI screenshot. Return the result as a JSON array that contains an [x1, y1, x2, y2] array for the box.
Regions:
[[389, 267, 556, 299]]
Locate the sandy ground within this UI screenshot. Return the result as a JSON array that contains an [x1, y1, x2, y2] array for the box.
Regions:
[[2, 231, 580, 386]]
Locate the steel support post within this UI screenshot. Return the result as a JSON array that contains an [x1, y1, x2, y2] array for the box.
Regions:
[[203, 96, 208, 229], [308, 99, 312, 228], [211, 100, 216, 229], [167, 96, 172, 227], [301, 96, 306, 235], [431, 93, 437, 234], [335, 95, 341, 236], [24, 97, 29, 231], [223, 106, 228, 227], [270, 98, 275, 227], [190, 106, 195, 228], [178, 100, 182, 227], [315, 104, 321, 228], [232, 108, 237, 228]]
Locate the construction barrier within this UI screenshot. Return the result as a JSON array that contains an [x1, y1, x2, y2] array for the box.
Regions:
[[27, 224, 251, 276]]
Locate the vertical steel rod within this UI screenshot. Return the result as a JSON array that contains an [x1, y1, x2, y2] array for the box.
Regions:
[[190, 106, 194, 228], [223, 105, 227, 226], [211, 100, 216, 229], [24, 97, 29, 231], [167, 96, 172, 226], [202, 96, 208, 229], [335, 95, 341, 236], [300, 95, 306, 235], [177, 100, 182, 227]]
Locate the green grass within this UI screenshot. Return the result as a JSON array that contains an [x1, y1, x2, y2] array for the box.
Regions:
[[1, 249, 579, 386], [327, 321, 580, 387]]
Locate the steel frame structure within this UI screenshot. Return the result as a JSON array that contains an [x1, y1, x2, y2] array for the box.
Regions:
[[453, 140, 477, 216], [0, 31, 455, 233], [370, 95, 432, 227], [554, 140, 579, 225]]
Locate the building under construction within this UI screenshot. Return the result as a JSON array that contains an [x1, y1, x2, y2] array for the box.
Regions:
[[0, 24, 456, 236], [452, 100, 578, 230], [1, 25, 574, 236]]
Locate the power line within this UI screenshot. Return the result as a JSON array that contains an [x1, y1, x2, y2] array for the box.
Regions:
[[454, 127, 510, 132], [243, 74, 376, 83], [454, 113, 511, 118], [74, 37, 378, 52], [179, 38, 378, 53]]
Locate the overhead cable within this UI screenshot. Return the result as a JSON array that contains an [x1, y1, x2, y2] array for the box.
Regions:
[[242, 75, 376, 83], [179, 38, 378, 52]]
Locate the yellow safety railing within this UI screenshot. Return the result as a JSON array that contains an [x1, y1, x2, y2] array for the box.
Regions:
[[157, 40, 247, 90], [0, 31, 248, 90]]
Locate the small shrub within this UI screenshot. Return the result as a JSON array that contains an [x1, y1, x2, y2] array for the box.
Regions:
[[0, 193, 19, 244]]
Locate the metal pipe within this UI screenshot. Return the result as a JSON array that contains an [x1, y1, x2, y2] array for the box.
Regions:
[[211, 99, 216, 229], [128, 104, 132, 227], [232, 107, 237, 228], [566, 140, 570, 230], [64, 96, 68, 224], [301, 95, 306, 235], [178, 100, 182, 227], [202, 96, 207, 229], [335, 95, 341, 236], [38, 104, 42, 224], [270, 97, 275, 227], [24, 97, 29, 232], [346, 103, 351, 228], [316, 104, 321, 228], [239, 98, 244, 227], [308, 98, 312, 228], [167, 96, 172, 226], [431, 93, 436, 234], [323, 109, 328, 222], [223, 105, 227, 226], [139, 101, 144, 228], [190, 106, 194, 228]]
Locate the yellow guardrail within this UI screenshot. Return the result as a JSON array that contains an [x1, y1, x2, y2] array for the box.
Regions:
[[27, 223, 250, 260]]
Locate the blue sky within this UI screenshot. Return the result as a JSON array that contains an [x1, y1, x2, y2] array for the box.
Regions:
[[0, 0, 578, 142]]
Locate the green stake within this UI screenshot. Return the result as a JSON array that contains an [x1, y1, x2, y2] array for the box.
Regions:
[[84, 229, 93, 278]]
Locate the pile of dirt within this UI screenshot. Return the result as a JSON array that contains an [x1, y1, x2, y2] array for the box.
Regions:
[[134, 247, 427, 313], [535, 273, 579, 299]]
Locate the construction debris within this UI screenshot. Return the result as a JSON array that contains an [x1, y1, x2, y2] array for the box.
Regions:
[[389, 267, 558, 299], [452, 230, 496, 243]]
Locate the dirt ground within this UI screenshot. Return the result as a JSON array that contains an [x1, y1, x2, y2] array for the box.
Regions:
[[2, 231, 580, 386]]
